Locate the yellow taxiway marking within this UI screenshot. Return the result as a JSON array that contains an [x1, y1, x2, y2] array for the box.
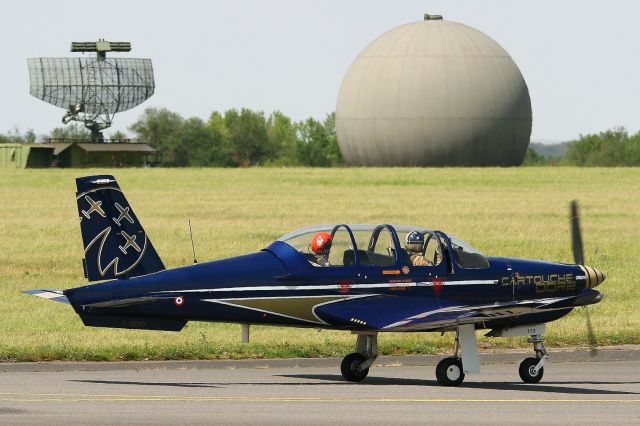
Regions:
[[1, 393, 640, 403]]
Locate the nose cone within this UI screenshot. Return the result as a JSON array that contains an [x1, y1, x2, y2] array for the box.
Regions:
[[580, 265, 606, 288]]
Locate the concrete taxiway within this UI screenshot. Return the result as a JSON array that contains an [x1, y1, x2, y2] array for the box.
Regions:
[[1, 348, 639, 425]]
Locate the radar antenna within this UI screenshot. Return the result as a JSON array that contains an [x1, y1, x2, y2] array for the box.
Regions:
[[28, 39, 155, 141]]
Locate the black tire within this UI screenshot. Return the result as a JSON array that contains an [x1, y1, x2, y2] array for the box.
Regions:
[[435, 357, 465, 386], [341, 353, 369, 382], [519, 357, 544, 383]]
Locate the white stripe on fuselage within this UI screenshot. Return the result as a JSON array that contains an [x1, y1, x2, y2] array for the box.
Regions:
[[155, 280, 497, 294]]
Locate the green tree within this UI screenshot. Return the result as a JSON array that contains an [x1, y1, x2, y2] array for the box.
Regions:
[[295, 113, 343, 166], [47, 124, 91, 140], [625, 132, 640, 165], [321, 112, 343, 165], [207, 111, 233, 166], [129, 108, 186, 166], [0, 127, 37, 144], [23, 129, 36, 144], [563, 127, 636, 166], [183, 117, 227, 166], [266, 111, 299, 166], [109, 130, 129, 141], [223, 108, 272, 167], [522, 147, 547, 166]]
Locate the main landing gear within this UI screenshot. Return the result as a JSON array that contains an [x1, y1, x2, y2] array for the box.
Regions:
[[340, 325, 549, 386], [436, 330, 465, 386], [341, 333, 378, 382], [519, 333, 548, 384]]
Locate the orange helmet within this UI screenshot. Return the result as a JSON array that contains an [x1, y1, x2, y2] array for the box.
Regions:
[[311, 232, 332, 255]]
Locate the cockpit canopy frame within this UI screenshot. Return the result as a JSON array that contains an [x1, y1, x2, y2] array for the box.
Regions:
[[276, 223, 488, 269]]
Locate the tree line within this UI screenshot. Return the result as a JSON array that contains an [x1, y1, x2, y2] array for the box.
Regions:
[[0, 128, 36, 144], [524, 127, 640, 166], [2, 113, 639, 167], [0, 108, 343, 167], [129, 108, 342, 167]]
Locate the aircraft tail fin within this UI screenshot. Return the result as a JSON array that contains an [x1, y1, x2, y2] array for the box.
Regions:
[[76, 175, 165, 281]]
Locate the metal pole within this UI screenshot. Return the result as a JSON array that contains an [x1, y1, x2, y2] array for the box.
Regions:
[[241, 324, 250, 343]]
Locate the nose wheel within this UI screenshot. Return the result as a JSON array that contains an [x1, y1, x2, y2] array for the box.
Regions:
[[519, 333, 547, 384], [519, 357, 544, 383]]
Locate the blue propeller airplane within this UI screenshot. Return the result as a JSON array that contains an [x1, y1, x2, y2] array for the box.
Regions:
[[25, 175, 606, 386]]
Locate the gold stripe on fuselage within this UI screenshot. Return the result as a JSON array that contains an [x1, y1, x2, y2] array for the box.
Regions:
[[220, 296, 348, 323]]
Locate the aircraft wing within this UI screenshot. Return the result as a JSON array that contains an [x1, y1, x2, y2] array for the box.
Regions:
[[314, 294, 457, 331], [315, 290, 601, 332]]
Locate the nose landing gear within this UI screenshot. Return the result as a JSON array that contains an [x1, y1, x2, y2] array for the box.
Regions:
[[519, 333, 548, 383], [486, 323, 549, 384]]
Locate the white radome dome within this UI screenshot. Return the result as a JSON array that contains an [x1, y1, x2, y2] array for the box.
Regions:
[[336, 17, 532, 166]]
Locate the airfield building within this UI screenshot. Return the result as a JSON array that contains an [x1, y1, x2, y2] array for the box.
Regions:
[[0, 143, 54, 168], [0, 140, 158, 168], [335, 15, 532, 166], [44, 140, 158, 167]]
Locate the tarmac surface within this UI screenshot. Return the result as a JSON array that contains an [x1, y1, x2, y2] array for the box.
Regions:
[[1, 347, 640, 425]]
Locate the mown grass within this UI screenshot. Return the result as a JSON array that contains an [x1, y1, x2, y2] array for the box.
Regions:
[[0, 167, 638, 362]]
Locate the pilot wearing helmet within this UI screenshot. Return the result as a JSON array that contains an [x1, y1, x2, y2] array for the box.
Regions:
[[405, 231, 432, 267], [310, 232, 332, 267]]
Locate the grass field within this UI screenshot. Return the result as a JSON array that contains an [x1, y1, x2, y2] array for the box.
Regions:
[[1, 167, 638, 362]]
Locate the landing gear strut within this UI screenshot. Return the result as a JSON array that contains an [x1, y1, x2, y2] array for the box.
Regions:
[[341, 333, 378, 382], [436, 329, 466, 386], [519, 333, 548, 384]]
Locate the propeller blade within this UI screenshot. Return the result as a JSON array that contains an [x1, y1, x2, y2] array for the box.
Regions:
[[585, 306, 598, 356], [571, 201, 597, 354], [570, 200, 584, 265]]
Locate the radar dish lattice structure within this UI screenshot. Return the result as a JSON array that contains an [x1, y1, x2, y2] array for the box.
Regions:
[[27, 40, 155, 141]]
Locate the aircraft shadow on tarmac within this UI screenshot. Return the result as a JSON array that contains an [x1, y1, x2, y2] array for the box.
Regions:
[[71, 380, 222, 389], [0, 408, 26, 415], [71, 377, 639, 395], [278, 375, 640, 395], [70, 378, 365, 389]]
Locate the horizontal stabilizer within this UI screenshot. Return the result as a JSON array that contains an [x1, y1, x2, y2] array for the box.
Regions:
[[23, 289, 70, 304]]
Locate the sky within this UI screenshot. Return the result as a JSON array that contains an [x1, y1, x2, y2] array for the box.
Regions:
[[1, 0, 638, 142]]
